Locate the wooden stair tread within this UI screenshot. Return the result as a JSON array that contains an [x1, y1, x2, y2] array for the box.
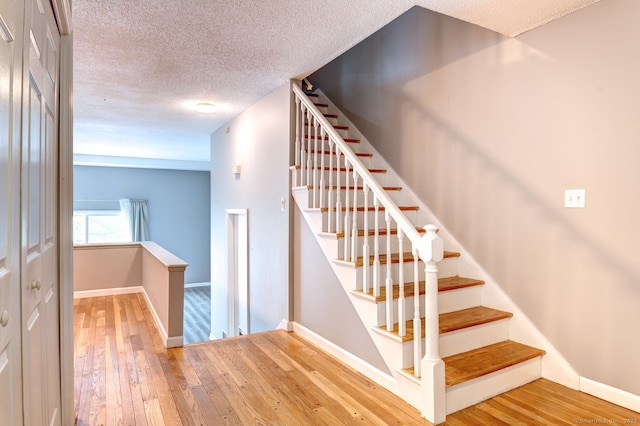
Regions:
[[335, 227, 426, 239], [298, 165, 386, 173], [305, 134, 360, 143], [304, 124, 349, 131], [439, 306, 512, 334], [314, 103, 329, 108], [304, 149, 372, 158], [443, 340, 546, 387], [352, 276, 484, 302], [352, 250, 459, 267], [322, 204, 415, 213], [376, 305, 511, 342], [310, 185, 401, 191], [438, 276, 485, 291]]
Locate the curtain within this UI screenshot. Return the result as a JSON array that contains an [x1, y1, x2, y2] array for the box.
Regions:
[[119, 199, 150, 242]]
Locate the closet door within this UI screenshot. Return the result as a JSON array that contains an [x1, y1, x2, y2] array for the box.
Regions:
[[0, 0, 25, 425], [21, 0, 61, 424]]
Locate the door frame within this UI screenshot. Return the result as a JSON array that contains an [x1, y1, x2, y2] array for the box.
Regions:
[[54, 4, 73, 422], [226, 209, 249, 338]]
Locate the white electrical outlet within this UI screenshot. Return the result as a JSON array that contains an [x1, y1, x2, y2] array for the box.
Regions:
[[564, 189, 585, 208]]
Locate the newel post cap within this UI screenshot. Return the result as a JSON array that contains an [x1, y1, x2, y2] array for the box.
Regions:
[[418, 224, 444, 262]]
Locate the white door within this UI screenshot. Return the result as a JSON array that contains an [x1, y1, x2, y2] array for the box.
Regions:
[[21, 0, 61, 424], [0, 1, 25, 424]]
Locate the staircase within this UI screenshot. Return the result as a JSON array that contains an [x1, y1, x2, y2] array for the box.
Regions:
[[290, 84, 546, 424]]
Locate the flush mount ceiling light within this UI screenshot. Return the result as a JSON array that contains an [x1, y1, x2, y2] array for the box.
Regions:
[[195, 102, 216, 113]]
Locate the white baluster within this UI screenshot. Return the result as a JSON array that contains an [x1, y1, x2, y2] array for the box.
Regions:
[[294, 97, 300, 187], [319, 128, 326, 209], [373, 196, 381, 298], [412, 246, 421, 378], [351, 171, 359, 266], [305, 110, 311, 187], [362, 183, 370, 293], [385, 211, 393, 332], [299, 105, 307, 187], [327, 138, 335, 233], [398, 229, 406, 337], [343, 160, 351, 261], [335, 146, 342, 235], [312, 116, 319, 208]]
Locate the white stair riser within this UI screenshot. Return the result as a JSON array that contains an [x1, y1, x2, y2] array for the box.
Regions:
[[369, 330, 417, 370], [314, 115, 339, 126], [335, 234, 416, 259], [302, 125, 350, 138], [301, 184, 400, 207], [305, 170, 391, 190], [370, 319, 511, 371], [439, 319, 510, 358], [439, 286, 482, 314], [299, 152, 383, 173], [334, 257, 459, 291], [363, 285, 483, 327], [320, 210, 421, 236], [369, 294, 426, 327], [307, 104, 329, 114], [445, 357, 542, 414]]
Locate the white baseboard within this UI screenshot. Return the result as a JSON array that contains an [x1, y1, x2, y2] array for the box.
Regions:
[[580, 377, 640, 413], [140, 289, 183, 348], [277, 319, 293, 332], [73, 286, 144, 299], [291, 322, 399, 396]]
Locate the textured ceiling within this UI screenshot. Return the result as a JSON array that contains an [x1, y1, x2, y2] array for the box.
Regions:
[[72, 0, 599, 170]]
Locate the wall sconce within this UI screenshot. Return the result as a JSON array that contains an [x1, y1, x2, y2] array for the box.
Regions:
[[232, 165, 242, 176]]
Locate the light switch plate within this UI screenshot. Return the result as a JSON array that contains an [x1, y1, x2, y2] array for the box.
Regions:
[[564, 189, 585, 208]]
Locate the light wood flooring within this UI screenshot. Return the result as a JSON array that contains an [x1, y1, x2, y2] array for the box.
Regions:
[[74, 293, 639, 425]]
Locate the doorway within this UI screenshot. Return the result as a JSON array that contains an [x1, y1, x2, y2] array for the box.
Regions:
[[226, 209, 249, 337]]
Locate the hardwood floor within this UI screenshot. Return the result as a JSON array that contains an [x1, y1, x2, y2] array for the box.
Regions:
[[74, 293, 639, 425]]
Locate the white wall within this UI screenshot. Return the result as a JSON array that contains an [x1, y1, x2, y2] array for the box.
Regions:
[[73, 165, 211, 284], [210, 83, 291, 338], [309, 1, 640, 396]]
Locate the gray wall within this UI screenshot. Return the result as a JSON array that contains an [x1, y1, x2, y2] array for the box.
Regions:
[[309, 1, 640, 396], [74, 165, 211, 284], [210, 83, 291, 338], [293, 208, 389, 373]]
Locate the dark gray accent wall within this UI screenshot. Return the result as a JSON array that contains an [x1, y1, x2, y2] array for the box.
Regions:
[[309, 2, 640, 396], [73, 165, 211, 284]]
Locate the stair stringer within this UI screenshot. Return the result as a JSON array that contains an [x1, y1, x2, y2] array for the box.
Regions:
[[315, 89, 580, 391]]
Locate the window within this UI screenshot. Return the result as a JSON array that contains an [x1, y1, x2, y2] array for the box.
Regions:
[[73, 210, 129, 244]]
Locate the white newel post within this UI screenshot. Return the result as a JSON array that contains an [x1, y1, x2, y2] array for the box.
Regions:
[[419, 224, 446, 425]]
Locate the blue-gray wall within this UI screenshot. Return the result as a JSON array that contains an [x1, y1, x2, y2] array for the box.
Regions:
[[74, 165, 211, 284]]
